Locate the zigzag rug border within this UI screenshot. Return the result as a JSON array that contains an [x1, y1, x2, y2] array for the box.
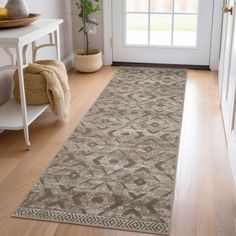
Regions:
[[13, 207, 169, 235]]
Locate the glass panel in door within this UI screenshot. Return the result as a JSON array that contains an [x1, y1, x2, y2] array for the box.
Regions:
[[126, 0, 199, 47]]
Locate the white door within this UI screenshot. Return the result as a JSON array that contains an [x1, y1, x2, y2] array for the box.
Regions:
[[226, 1, 236, 183], [112, 0, 214, 66], [219, 0, 235, 138], [219, 0, 236, 184]]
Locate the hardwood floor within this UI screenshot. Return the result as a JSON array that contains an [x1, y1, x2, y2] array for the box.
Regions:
[[0, 67, 235, 236]]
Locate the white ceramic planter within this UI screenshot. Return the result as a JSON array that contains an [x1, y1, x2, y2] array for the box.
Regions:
[[5, 0, 29, 20], [74, 49, 103, 73]]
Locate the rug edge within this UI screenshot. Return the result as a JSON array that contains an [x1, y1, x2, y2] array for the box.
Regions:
[[12, 207, 169, 235]]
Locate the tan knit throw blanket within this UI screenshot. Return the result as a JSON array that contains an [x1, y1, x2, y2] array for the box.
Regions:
[[14, 60, 70, 122]]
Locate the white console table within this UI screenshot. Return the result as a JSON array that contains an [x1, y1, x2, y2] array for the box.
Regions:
[[0, 19, 63, 150]]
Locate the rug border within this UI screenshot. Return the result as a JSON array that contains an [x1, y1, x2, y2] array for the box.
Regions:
[[12, 207, 168, 235], [12, 67, 187, 236]]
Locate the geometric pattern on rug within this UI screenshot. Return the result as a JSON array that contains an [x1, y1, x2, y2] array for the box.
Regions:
[[13, 67, 186, 235]]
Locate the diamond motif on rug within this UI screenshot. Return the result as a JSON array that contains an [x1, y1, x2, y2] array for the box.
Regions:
[[13, 67, 186, 235]]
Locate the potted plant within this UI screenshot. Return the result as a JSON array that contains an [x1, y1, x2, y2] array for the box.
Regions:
[[74, 0, 102, 73]]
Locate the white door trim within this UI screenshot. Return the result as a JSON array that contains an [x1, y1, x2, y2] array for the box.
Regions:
[[228, 83, 236, 185], [210, 0, 224, 70], [103, 0, 223, 70], [103, 0, 113, 65]]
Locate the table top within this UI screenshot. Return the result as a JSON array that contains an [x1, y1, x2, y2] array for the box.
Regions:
[[0, 19, 63, 44]]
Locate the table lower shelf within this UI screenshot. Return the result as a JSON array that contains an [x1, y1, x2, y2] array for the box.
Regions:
[[0, 98, 48, 130]]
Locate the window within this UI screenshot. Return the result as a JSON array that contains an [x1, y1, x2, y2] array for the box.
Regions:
[[126, 0, 199, 47]]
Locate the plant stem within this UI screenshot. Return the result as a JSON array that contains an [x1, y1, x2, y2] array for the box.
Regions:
[[82, 0, 88, 55], [85, 31, 89, 55]]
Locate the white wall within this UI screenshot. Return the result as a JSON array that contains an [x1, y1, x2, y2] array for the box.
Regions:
[[0, 0, 73, 105]]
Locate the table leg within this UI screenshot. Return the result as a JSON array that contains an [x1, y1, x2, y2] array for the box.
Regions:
[[32, 41, 37, 62], [22, 45, 28, 65], [54, 28, 61, 61], [16, 45, 31, 150]]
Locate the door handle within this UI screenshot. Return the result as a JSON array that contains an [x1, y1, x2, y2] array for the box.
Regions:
[[222, 6, 233, 15]]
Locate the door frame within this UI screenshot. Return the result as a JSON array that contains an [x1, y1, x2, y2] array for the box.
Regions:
[[228, 83, 236, 185], [103, 0, 224, 70]]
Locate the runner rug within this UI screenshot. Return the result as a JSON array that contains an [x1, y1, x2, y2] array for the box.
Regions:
[[13, 67, 186, 235]]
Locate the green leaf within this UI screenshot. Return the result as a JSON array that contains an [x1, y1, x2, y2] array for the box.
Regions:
[[79, 26, 84, 32]]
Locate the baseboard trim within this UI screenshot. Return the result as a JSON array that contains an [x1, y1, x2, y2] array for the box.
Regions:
[[112, 62, 210, 70], [63, 54, 74, 72]]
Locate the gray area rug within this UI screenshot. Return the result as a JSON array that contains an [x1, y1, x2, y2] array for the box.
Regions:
[[13, 67, 186, 235]]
